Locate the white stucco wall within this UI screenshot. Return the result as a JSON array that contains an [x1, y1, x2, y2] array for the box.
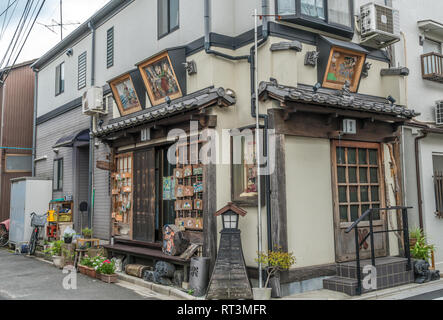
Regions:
[[392, 0, 443, 122], [284, 136, 336, 268], [418, 133, 443, 270]]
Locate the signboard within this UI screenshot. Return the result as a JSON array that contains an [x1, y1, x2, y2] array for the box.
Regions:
[[96, 160, 114, 171]]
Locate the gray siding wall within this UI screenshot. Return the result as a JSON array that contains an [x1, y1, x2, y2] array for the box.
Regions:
[[35, 106, 90, 232], [35, 106, 89, 195], [93, 142, 111, 240]]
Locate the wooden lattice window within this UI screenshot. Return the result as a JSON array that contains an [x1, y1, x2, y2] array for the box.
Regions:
[[111, 152, 133, 239], [332, 141, 384, 223]]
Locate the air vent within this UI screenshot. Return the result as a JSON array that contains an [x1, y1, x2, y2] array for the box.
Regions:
[[436, 100, 443, 126]]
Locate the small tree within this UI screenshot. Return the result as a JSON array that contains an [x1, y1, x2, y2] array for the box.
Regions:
[[256, 247, 296, 288]]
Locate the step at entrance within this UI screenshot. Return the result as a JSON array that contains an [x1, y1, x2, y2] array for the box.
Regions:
[[323, 257, 414, 296]]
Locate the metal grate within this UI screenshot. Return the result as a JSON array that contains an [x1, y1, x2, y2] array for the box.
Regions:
[[375, 4, 394, 34], [107, 27, 114, 69], [78, 51, 87, 90]]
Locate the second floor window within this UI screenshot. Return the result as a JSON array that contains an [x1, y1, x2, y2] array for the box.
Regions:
[[277, 0, 352, 30], [158, 0, 179, 38], [55, 62, 65, 96]]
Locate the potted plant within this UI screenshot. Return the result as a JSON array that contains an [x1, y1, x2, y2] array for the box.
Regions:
[[90, 256, 106, 278], [82, 228, 93, 239], [97, 258, 118, 283], [409, 227, 423, 248], [44, 240, 64, 269], [63, 232, 75, 244], [78, 255, 91, 275], [254, 248, 296, 300], [411, 229, 435, 263]]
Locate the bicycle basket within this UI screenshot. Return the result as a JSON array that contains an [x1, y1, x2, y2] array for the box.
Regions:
[[31, 214, 47, 227]]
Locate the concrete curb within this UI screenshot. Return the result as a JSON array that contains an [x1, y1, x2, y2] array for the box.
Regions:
[[351, 278, 443, 300], [116, 272, 200, 300]]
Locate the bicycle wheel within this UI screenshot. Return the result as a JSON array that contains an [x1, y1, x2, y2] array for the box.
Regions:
[[0, 226, 7, 247], [29, 228, 38, 255]]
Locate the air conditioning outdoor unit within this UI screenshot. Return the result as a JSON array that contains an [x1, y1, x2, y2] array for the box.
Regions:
[[82, 86, 105, 115], [436, 100, 443, 126], [359, 2, 400, 49]]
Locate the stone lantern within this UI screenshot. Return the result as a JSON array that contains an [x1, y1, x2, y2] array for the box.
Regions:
[[206, 202, 253, 300]]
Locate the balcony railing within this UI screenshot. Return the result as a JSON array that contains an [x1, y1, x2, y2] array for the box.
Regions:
[[421, 52, 443, 83]]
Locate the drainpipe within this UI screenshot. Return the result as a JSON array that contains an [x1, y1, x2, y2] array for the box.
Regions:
[[0, 80, 6, 211], [32, 69, 38, 177], [203, 0, 273, 252], [415, 130, 428, 230], [88, 21, 96, 229]]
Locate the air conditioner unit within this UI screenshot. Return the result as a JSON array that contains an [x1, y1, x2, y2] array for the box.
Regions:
[[436, 100, 443, 126], [359, 2, 400, 49], [82, 86, 105, 115]]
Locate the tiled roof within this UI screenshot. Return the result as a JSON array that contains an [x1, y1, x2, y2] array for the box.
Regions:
[[259, 80, 419, 119], [95, 87, 235, 137]]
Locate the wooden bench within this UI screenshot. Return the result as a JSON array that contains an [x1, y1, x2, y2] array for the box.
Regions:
[[103, 243, 191, 282]]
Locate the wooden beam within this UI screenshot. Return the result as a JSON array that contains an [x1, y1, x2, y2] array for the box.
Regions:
[[203, 162, 217, 273], [285, 101, 407, 123]]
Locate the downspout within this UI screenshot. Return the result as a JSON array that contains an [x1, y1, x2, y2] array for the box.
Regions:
[[88, 21, 96, 229], [204, 0, 273, 251], [415, 130, 428, 230], [32, 69, 38, 177], [0, 81, 4, 210]]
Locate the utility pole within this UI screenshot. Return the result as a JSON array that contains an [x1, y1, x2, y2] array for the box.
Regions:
[[60, 0, 63, 40]]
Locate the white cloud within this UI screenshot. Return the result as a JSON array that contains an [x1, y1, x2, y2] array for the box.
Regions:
[[0, 0, 109, 66]]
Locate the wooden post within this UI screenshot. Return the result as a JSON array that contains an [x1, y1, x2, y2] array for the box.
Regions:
[[268, 110, 289, 253], [203, 162, 217, 273]]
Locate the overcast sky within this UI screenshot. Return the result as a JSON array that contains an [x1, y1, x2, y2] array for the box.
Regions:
[[0, 0, 109, 66]]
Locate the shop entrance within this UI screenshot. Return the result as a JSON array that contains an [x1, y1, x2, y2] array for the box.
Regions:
[[133, 145, 175, 243]]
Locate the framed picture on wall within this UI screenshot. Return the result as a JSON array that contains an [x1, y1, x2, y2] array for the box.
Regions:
[[109, 74, 142, 116], [138, 51, 183, 107], [322, 47, 366, 92]]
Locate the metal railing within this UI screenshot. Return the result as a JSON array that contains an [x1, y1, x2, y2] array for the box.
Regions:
[[421, 52, 443, 82], [345, 206, 412, 295], [435, 172, 443, 218]]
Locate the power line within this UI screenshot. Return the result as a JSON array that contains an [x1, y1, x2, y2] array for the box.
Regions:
[[1, 0, 46, 83], [0, 0, 19, 40], [0, 0, 12, 39]]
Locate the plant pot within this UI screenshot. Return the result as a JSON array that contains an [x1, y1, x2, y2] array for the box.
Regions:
[[252, 288, 272, 300], [100, 273, 118, 284], [410, 238, 417, 248], [85, 266, 97, 278], [64, 237, 73, 244], [78, 265, 87, 275], [52, 256, 63, 269]]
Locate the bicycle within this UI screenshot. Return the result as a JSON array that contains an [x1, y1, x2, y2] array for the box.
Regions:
[[29, 212, 47, 255], [0, 219, 9, 247]]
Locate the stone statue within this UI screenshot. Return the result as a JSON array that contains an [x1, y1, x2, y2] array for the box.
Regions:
[[304, 51, 320, 67]]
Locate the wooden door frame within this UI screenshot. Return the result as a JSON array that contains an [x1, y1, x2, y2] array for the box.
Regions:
[[330, 140, 388, 262]]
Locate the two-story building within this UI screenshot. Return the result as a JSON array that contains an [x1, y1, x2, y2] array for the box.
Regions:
[[0, 60, 36, 222], [391, 0, 443, 271], [32, 0, 418, 297]]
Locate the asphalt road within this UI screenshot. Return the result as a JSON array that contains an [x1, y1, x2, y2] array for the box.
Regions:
[[405, 289, 443, 300], [0, 249, 158, 300]]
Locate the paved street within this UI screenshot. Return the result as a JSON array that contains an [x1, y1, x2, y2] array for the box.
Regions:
[[0, 249, 159, 300]]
